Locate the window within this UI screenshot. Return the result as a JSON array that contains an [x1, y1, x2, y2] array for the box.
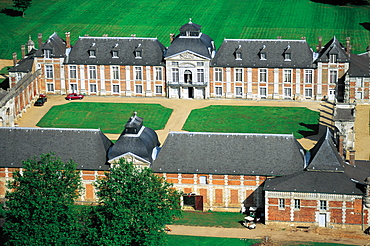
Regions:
[[259, 69, 267, 83], [260, 52, 267, 60], [112, 84, 120, 93], [235, 52, 242, 60], [135, 67, 142, 80], [235, 86, 243, 97], [46, 83, 54, 92], [304, 70, 313, 84], [356, 78, 363, 87], [329, 70, 337, 84], [305, 88, 312, 98], [294, 199, 300, 209], [112, 50, 119, 58], [284, 70, 292, 83], [155, 85, 162, 94], [45, 65, 53, 78], [69, 66, 77, 79], [172, 62, 178, 66], [260, 87, 267, 98], [90, 84, 97, 93], [284, 88, 291, 98], [279, 198, 285, 209], [284, 53, 291, 61], [44, 49, 51, 58], [135, 84, 143, 94], [199, 176, 207, 184], [320, 200, 327, 210], [197, 69, 204, 82], [215, 86, 222, 96], [135, 50, 142, 58], [329, 54, 337, 63], [197, 62, 204, 66], [155, 67, 162, 80], [215, 68, 222, 82], [89, 66, 96, 79], [16, 73, 22, 81], [235, 68, 242, 82], [112, 66, 119, 80], [172, 68, 179, 82], [89, 50, 96, 57]]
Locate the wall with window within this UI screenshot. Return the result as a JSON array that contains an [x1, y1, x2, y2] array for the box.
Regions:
[[265, 191, 367, 229]]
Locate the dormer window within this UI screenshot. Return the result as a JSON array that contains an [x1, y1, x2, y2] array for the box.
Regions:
[[235, 45, 242, 60], [43, 49, 52, 58], [135, 50, 142, 58], [329, 54, 337, 63], [112, 50, 119, 58], [260, 52, 267, 60], [89, 50, 96, 58], [284, 53, 291, 61]]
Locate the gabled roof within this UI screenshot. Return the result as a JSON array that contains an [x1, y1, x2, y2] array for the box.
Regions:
[[0, 127, 113, 170], [306, 128, 345, 172], [211, 39, 314, 68], [264, 171, 362, 195], [8, 53, 35, 73], [66, 37, 165, 66], [315, 37, 349, 63], [152, 132, 306, 176], [34, 33, 67, 58], [348, 52, 370, 77]]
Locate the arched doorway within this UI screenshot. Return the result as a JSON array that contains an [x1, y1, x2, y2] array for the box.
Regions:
[[184, 70, 192, 84]]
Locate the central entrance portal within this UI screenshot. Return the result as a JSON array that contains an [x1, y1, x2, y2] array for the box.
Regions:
[[188, 87, 194, 98], [184, 70, 192, 84]]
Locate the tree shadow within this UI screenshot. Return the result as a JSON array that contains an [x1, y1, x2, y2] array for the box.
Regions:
[[310, 0, 369, 5], [298, 122, 319, 138], [360, 22, 370, 31], [0, 8, 23, 17]]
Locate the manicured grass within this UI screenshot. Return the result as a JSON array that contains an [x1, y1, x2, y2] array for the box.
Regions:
[[172, 211, 245, 228], [182, 105, 320, 139], [36, 102, 172, 134], [166, 235, 261, 246], [0, 0, 369, 60]]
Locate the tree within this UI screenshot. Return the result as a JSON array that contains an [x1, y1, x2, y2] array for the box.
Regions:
[[89, 159, 182, 246], [12, 0, 32, 17], [3, 153, 84, 245]]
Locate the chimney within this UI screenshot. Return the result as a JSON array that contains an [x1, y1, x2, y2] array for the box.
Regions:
[[170, 33, 174, 43], [65, 32, 71, 48], [277, 36, 282, 39], [316, 36, 322, 52], [131, 34, 136, 37], [38, 33, 43, 49], [102, 34, 108, 37], [12, 52, 17, 66], [338, 135, 344, 158], [349, 149, 356, 166], [346, 37, 351, 55], [301, 37, 306, 40], [21, 45, 25, 59]]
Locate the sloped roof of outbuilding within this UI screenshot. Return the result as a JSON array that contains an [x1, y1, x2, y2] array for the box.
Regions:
[[264, 170, 362, 195], [315, 37, 349, 63], [211, 39, 314, 68], [8, 52, 35, 73], [66, 37, 165, 66], [152, 132, 305, 176], [34, 32, 67, 58], [0, 127, 113, 170], [348, 52, 370, 77]]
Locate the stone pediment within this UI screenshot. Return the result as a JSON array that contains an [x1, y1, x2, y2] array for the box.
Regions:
[[167, 50, 209, 61]]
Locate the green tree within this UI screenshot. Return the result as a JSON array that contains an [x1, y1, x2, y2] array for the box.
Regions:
[[12, 0, 32, 17], [3, 153, 84, 245], [89, 159, 182, 246]]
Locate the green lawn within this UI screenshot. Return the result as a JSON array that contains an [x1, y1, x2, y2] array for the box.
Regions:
[[172, 211, 245, 228], [36, 102, 172, 134], [0, 0, 369, 59], [182, 105, 320, 139], [166, 235, 261, 246]]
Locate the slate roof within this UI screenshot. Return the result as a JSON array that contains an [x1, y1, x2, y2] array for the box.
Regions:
[[107, 115, 160, 163], [343, 160, 370, 184], [8, 52, 35, 73], [315, 37, 349, 63], [264, 171, 363, 195], [211, 39, 314, 68], [306, 128, 345, 172], [348, 52, 370, 77], [66, 37, 166, 66], [152, 132, 306, 176], [34, 33, 67, 58], [333, 107, 355, 121], [0, 127, 113, 170], [165, 22, 215, 59]]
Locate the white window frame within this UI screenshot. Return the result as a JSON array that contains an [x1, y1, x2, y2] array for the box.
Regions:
[[155, 67, 162, 81], [90, 83, 97, 93], [112, 84, 120, 94], [155, 85, 162, 94], [279, 198, 285, 209], [294, 199, 300, 209], [172, 68, 179, 83], [215, 86, 222, 96], [283, 69, 292, 83], [259, 68, 267, 83], [329, 70, 338, 84], [89, 50, 96, 58], [135, 84, 143, 94], [199, 176, 207, 184], [215, 68, 222, 82], [112, 66, 119, 80], [69, 65, 77, 79], [197, 69, 204, 83], [89, 66, 97, 79], [235, 68, 243, 82], [135, 67, 142, 80], [135, 50, 142, 59], [45, 65, 53, 79], [284, 53, 291, 61], [260, 52, 267, 60], [235, 52, 242, 60], [235, 86, 243, 97], [284, 87, 292, 98], [112, 50, 119, 58], [44, 49, 51, 58], [305, 88, 312, 98], [46, 83, 54, 92], [320, 200, 327, 210], [304, 70, 313, 84], [259, 87, 267, 98], [197, 62, 204, 66], [329, 54, 337, 63]]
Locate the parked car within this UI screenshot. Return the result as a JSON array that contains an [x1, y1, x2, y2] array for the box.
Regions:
[[39, 94, 47, 101], [65, 93, 84, 100], [34, 98, 45, 106]]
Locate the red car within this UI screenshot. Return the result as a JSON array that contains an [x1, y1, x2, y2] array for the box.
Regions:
[[65, 93, 84, 100]]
